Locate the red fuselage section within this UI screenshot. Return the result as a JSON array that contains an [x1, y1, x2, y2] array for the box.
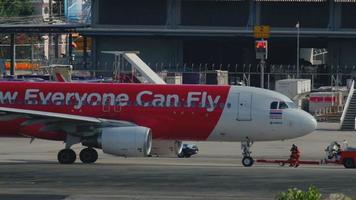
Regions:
[[0, 82, 230, 141]]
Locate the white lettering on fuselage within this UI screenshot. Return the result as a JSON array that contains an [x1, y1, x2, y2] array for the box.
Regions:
[[6, 89, 223, 112], [0, 91, 18, 104], [25, 89, 39, 104]]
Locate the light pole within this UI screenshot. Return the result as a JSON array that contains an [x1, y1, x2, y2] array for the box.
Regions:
[[296, 21, 300, 79]]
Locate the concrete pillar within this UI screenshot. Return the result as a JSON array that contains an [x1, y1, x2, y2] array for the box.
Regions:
[[54, 34, 59, 59], [83, 36, 88, 69], [247, 0, 256, 27], [255, 1, 261, 25], [166, 0, 181, 28], [49, 0, 53, 21], [30, 34, 33, 65], [68, 33, 73, 64], [92, 37, 97, 74], [334, 3, 342, 29], [64, 0, 67, 17], [92, 0, 100, 25], [328, 0, 334, 29], [328, 1, 341, 30], [10, 33, 15, 76]]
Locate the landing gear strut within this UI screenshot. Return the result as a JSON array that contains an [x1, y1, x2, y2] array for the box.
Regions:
[[241, 137, 254, 167], [79, 148, 98, 164], [58, 134, 80, 164], [57, 135, 100, 164]]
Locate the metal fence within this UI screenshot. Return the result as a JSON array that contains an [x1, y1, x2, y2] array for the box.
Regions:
[[70, 61, 354, 89], [8, 52, 354, 89]]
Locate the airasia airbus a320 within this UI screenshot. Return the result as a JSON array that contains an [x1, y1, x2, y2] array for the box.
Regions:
[[0, 81, 316, 166]]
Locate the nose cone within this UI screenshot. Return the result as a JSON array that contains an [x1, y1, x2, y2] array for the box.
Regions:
[[302, 112, 317, 134], [285, 109, 317, 139]]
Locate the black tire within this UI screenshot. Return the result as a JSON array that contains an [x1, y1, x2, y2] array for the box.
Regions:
[[242, 156, 254, 167], [79, 148, 98, 164], [58, 149, 76, 164], [177, 153, 184, 158], [343, 158, 355, 168]]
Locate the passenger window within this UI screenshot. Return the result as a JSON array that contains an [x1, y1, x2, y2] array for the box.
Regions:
[[279, 101, 288, 109], [270, 101, 278, 109]]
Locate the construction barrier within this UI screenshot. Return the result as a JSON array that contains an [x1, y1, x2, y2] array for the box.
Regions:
[[5, 62, 40, 70]]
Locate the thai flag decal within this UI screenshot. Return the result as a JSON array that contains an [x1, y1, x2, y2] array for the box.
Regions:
[[270, 109, 283, 120]]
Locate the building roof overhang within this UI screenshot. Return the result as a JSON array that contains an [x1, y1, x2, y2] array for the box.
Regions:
[[0, 23, 89, 33], [78, 26, 356, 38]]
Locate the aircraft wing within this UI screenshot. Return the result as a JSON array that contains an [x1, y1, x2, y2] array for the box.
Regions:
[[0, 106, 135, 137], [0, 107, 102, 123]]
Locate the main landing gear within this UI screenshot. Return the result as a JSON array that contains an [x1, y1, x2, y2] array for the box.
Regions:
[[241, 137, 254, 167], [58, 149, 76, 164], [79, 148, 98, 164], [57, 135, 98, 164], [57, 147, 98, 164]]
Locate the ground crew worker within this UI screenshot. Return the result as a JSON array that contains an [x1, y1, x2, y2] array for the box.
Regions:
[[289, 144, 300, 167]]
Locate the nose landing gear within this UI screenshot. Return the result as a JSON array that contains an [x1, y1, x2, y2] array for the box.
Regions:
[[241, 137, 254, 167]]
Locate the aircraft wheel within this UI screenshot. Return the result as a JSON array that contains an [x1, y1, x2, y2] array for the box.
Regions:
[[58, 149, 76, 164], [80, 148, 98, 164], [242, 156, 254, 167]]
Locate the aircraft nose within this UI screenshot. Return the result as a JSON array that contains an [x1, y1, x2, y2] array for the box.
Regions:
[[300, 111, 317, 135]]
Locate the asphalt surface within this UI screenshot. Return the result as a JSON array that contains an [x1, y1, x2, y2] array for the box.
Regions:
[[0, 122, 355, 200]]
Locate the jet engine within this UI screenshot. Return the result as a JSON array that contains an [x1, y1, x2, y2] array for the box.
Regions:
[[150, 140, 183, 157], [83, 126, 152, 157]]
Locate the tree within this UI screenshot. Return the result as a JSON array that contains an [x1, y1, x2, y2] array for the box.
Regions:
[[0, 0, 34, 17], [276, 186, 322, 200]]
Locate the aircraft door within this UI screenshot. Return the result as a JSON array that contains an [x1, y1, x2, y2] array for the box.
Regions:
[[237, 92, 252, 121]]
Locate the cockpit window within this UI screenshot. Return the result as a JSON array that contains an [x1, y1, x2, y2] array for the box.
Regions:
[[279, 101, 288, 109], [286, 101, 298, 109], [270, 101, 278, 109]]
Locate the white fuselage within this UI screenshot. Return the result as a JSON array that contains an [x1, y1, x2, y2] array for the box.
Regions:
[[208, 86, 317, 141]]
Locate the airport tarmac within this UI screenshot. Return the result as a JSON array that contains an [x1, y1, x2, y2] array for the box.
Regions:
[[0, 122, 355, 200]]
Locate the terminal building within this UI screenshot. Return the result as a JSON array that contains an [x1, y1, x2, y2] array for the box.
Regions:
[[79, 0, 356, 82]]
